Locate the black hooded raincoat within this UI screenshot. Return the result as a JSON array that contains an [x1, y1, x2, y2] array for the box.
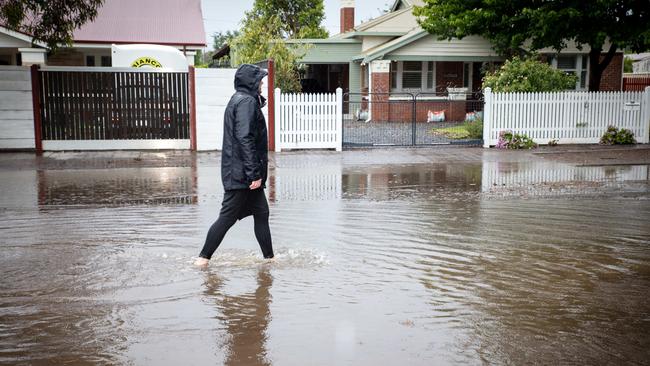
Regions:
[[221, 64, 269, 191]]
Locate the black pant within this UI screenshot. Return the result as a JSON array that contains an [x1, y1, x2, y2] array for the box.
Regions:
[[199, 188, 274, 259]]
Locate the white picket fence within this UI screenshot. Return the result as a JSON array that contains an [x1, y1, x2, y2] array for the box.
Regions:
[[483, 87, 650, 147], [274, 87, 342, 152]]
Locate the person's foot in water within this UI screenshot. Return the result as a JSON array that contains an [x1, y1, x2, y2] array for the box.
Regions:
[[194, 257, 209, 267]]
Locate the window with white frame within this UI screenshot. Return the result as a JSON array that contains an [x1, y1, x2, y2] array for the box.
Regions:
[[390, 61, 436, 92], [549, 54, 589, 90]]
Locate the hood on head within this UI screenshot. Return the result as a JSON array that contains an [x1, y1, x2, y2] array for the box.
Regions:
[[234, 64, 268, 95]]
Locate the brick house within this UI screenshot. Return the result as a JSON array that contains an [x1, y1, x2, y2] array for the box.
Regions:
[[291, 0, 624, 123], [0, 0, 206, 67]]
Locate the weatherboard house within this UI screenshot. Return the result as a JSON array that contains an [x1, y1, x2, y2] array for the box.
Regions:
[[0, 0, 206, 67], [292, 0, 624, 122]]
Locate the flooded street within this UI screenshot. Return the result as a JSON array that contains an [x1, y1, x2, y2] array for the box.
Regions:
[[1, 148, 649, 365]]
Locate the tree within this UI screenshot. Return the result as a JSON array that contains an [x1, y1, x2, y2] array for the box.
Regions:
[[483, 57, 578, 92], [231, 0, 327, 92], [231, 15, 307, 92], [250, 0, 328, 39], [624, 56, 634, 73], [414, 0, 650, 91], [213, 30, 240, 51], [1, 0, 104, 51], [194, 49, 216, 68]]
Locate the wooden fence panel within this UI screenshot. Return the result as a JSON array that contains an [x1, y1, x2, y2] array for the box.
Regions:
[[623, 76, 650, 91]]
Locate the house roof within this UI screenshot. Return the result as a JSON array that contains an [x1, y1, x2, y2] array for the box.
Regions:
[[628, 53, 650, 61], [293, 0, 501, 64], [390, 0, 424, 12], [72, 0, 206, 47], [286, 38, 361, 44], [0, 25, 47, 48], [355, 27, 427, 62], [212, 44, 230, 60], [286, 40, 362, 64], [352, 6, 414, 34]]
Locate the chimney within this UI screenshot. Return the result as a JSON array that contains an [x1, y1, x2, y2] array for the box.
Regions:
[[340, 0, 355, 34]]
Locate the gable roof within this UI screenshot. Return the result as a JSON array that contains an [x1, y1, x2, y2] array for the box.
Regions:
[[390, 0, 424, 12], [355, 28, 428, 62], [0, 25, 48, 48], [72, 0, 206, 47], [342, 0, 422, 38]]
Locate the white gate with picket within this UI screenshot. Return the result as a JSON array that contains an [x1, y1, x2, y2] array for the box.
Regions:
[[483, 87, 650, 147], [274, 88, 342, 152]]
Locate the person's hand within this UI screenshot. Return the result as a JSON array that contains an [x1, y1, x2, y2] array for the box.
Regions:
[[249, 179, 262, 190]]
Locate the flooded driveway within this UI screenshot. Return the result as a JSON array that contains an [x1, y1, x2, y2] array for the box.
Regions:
[[1, 148, 649, 365]]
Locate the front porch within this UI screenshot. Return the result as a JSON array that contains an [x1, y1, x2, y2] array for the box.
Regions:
[[358, 59, 493, 124], [301, 63, 350, 94]]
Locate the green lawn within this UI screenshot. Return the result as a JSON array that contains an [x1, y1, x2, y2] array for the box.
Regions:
[[430, 126, 471, 139]]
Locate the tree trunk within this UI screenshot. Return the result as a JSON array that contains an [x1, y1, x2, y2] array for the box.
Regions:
[[588, 43, 617, 91]]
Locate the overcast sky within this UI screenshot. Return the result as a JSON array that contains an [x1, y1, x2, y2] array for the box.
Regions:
[[200, 0, 393, 49]]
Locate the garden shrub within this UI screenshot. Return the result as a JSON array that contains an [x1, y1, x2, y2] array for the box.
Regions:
[[483, 57, 578, 92], [600, 126, 636, 145], [496, 130, 537, 149], [464, 118, 483, 139]]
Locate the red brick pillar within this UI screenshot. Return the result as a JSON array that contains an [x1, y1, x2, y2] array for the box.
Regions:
[[370, 60, 390, 122]]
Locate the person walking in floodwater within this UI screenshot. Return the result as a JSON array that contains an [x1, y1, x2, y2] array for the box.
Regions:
[[194, 64, 274, 266]]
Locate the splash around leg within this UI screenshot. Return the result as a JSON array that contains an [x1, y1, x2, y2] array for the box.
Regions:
[[193, 257, 209, 267]]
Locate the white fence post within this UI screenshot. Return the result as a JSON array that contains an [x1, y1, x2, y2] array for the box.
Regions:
[[274, 88, 282, 152], [336, 87, 343, 152], [483, 87, 492, 148], [643, 86, 650, 144]]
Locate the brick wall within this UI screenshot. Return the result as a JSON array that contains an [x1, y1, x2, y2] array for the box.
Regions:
[[598, 53, 623, 91], [366, 100, 474, 123]]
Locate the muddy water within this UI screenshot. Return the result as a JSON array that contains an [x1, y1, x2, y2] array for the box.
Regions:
[[0, 153, 649, 365]]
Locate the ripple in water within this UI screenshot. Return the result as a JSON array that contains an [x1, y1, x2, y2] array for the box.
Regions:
[[197, 248, 329, 270]]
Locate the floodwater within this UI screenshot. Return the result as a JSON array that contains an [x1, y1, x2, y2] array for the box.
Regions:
[[1, 150, 649, 365]]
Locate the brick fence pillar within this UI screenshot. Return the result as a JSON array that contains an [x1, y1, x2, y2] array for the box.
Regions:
[[370, 60, 391, 122]]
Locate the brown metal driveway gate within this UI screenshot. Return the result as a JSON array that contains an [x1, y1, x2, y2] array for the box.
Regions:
[[38, 67, 190, 143]]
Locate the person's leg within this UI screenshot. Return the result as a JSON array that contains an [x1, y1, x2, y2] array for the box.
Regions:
[[197, 190, 245, 262], [251, 189, 274, 259], [253, 211, 274, 259]]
